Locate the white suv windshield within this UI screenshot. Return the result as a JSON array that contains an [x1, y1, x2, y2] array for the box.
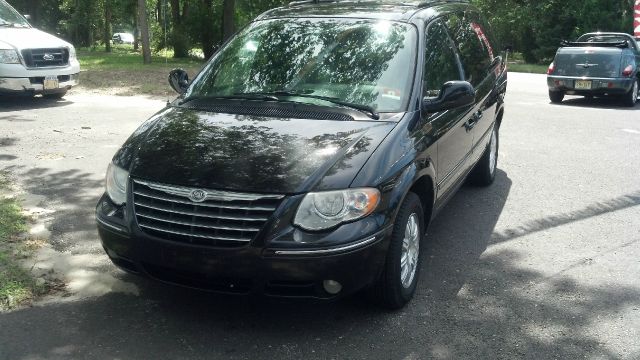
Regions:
[[0, 0, 30, 28]]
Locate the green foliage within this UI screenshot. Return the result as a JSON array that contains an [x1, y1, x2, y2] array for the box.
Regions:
[[472, 0, 635, 64], [7, 0, 638, 64]]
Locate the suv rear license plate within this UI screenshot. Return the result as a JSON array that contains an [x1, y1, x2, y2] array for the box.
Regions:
[[575, 80, 592, 90], [43, 75, 59, 90]]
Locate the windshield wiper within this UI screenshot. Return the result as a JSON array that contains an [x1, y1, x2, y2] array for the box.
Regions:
[[244, 91, 380, 120], [178, 93, 279, 105]]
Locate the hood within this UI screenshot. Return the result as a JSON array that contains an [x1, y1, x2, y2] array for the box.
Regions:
[[0, 27, 72, 50], [119, 107, 398, 194]]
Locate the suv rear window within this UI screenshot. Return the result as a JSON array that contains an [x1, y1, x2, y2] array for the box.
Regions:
[[189, 18, 418, 113]]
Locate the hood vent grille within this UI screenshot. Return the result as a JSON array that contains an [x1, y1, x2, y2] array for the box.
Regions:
[[132, 179, 284, 248], [182, 101, 355, 121]]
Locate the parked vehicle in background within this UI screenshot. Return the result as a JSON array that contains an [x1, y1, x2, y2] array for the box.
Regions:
[[96, 0, 508, 309], [0, 0, 79, 98], [112, 32, 134, 45], [547, 32, 640, 106]]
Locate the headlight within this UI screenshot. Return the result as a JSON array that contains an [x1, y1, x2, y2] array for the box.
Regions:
[[68, 46, 76, 60], [105, 163, 129, 205], [294, 188, 380, 231], [0, 49, 20, 64]]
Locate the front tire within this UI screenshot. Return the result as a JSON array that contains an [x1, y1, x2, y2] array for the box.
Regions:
[[470, 125, 499, 186], [549, 90, 564, 103], [370, 192, 424, 309], [623, 79, 638, 107]]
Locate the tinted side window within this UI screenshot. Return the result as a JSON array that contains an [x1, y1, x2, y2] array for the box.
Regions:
[[445, 11, 493, 86], [424, 19, 461, 97]]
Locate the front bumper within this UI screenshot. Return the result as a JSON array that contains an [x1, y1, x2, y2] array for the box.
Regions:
[[0, 73, 79, 94], [0, 60, 81, 94], [96, 195, 392, 300], [547, 76, 634, 95]]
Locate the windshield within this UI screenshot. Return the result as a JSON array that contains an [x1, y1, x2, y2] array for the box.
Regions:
[[188, 18, 417, 113], [0, 0, 30, 27]]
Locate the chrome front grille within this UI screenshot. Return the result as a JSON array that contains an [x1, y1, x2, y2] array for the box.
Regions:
[[21, 48, 69, 68], [132, 179, 284, 247]]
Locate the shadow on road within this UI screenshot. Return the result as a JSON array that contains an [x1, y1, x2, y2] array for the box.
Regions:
[[1, 165, 104, 253], [0, 96, 74, 112], [2, 169, 637, 359], [552, 95, 639, 110]]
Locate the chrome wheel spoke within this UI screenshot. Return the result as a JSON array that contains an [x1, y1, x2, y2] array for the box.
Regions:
[[400, 213, 420, 288]]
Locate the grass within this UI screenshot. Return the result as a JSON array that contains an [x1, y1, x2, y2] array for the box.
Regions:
[[0, 172, 44, 311], [508, 63, 548, 74], [76, 45, 204, 97]]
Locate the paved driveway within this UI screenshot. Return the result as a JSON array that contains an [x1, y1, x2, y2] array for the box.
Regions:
[[1, 73, 639, 359]]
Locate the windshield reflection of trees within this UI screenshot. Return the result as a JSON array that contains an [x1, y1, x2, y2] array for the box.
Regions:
[[132, 110, 374, 192], [192, 19, 414, 111]]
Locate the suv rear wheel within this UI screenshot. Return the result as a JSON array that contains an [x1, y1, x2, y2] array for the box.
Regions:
[[470, 125, 499, 186], [549, 90, 564, 103], [623, 79, 638, 107], [370, 192, 424, 309]]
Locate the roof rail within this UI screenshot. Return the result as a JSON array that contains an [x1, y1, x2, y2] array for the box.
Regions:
[[288, 0, 469, 8]]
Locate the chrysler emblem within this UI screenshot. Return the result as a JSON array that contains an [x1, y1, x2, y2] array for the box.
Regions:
[[43, 53, 55, 61], [189, 189, 207, 202]]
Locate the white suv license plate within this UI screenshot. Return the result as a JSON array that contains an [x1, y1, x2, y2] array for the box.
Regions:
[[43, 75, 59, 90], [574, 80, 592, 90]]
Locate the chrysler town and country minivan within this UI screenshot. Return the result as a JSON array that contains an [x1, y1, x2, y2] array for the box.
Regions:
[[96, 0, 507, 309]]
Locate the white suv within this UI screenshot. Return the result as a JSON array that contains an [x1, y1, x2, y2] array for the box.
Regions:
[[0, 0, 80, 98]]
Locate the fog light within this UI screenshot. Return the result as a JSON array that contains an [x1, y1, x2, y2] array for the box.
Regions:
[[323, 280, 342, 295]]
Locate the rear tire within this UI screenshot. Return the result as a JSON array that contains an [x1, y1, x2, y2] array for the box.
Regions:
[[370, 192, 424, 309], [623, 79, 638, 107], [549, 90, 564, 103], [470, 125, 499, 187]]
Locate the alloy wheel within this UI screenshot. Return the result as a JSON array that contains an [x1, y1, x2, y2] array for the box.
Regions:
[[401, 213, 420, 288]]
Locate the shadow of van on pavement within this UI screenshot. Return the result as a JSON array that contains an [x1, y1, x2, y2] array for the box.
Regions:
[[2, 169, 636, 359]]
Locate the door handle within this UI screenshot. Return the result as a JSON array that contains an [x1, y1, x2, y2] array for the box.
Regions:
[[474, 111, 483, 121]]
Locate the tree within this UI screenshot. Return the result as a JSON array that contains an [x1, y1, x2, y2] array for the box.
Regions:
[[138, 0, 151, 64]]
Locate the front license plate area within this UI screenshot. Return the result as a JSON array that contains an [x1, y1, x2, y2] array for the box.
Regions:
[[43, 75, 59, 90], [575, 80, 592, 90]]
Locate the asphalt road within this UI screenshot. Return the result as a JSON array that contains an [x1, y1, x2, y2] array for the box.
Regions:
[[1, 72, 639, 359]]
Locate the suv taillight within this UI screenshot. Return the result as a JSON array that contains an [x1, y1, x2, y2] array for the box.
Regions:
[[547, 62, 555, 75], [622, 65, 634, 77]]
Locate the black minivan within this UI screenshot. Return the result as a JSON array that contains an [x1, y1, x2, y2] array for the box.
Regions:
[[97, 0, 507, 309]]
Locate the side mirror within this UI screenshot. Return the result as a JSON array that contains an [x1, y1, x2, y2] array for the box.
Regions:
[[23, 14, 31, 21], [168, 68, 189, 94], [422, 81, 475, 113]]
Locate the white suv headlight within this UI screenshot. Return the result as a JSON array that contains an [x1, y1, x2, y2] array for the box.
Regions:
[[105, 163, 129, 205], [294, 188, 380, 231], [68, 46, 76, 60], [0, 49, 20, 64]]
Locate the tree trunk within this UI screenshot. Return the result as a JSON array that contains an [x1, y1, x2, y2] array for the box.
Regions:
[[138, 0, 151, 64], [201, 0, 215, 58], [169, 0, 189, 58], [103, 0, 112, 52], [222, 0, 235, 41]]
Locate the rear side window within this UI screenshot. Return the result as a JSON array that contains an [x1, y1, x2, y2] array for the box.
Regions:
[[423, 20, 462, 97], [445, 11, 493, 86]]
